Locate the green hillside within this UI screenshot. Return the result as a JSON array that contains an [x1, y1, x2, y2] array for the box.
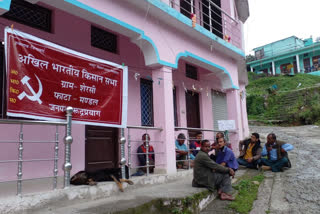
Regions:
[[247, 73, 320, 96], [246, 73, 320, 125]]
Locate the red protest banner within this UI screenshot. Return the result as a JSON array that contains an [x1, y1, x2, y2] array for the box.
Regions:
[[5, 28, 128, 128]]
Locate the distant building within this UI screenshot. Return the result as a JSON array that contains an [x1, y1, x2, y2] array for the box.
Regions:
[[247, 36, 320, 76]]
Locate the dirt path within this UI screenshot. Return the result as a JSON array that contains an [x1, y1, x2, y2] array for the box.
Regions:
[[250, 125, 320, 214]]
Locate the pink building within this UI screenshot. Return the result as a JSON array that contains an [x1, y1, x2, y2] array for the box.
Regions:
[[0, 0, 249, 193]]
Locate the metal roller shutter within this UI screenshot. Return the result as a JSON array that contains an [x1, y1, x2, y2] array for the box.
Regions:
[[212, 90, 228, 130]]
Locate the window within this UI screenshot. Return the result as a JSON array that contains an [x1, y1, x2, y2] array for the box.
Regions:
[[173, 87, 178, 126], [201, 0, 222, 39], [303, 58, 311, 73], [255, 49, 264, 59], [140, 79, 154, 126], [186, 64, 198, 80], [3, 0, 52, 32], [312, 55, 320, 71], [91, 26, 117, 54], [180, 0, 194, 18], [280, 63, 293, 74]]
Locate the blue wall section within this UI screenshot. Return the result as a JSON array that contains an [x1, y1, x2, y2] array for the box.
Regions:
[[0, 0, 11, 11]]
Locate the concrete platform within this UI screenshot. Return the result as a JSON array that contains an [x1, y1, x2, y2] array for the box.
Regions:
[[0, 168, 248, 214], [0, 170, 199, 214]]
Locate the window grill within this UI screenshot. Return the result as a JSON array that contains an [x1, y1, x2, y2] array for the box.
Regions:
[[170, 0, 241, 48], [186, 64, 198, 80], [140, 79, 154, 126], [180, 0, 194, 18], [202, 0, 222, 38], [91, 26, 117, 54], [3, 0, 51, 32]]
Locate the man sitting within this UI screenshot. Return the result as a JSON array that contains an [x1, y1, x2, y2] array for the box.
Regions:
[[189, 132, 202, 157], [193, 139, 235, 201], [137, 133, 155, 173], [216, 137, 239, 171], [260, 133, 293, 172], [175, 133, 195, 169], [237, 133, 262, 169]]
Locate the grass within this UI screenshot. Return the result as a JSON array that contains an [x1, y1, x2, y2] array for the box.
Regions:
[[246, 73, 320, 96], [228, 174, 264, 214], [246, 73, 320, 125]]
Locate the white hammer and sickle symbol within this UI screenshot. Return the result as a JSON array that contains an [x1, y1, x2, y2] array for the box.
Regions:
[[18, 74, 43, 104]]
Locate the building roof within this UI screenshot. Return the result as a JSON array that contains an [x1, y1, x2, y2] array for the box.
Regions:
[[252, 36, 301, 51]]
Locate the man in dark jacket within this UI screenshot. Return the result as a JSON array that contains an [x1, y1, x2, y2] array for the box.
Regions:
[[260, 133, 293, 172], [237, 133, 262, 169], [193, 140, 235, 201]]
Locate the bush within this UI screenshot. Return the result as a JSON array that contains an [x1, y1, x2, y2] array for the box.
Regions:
[[246, 95, 265, 115]]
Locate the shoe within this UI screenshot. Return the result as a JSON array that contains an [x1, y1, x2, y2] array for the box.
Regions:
[[261, 166, 271, 171]]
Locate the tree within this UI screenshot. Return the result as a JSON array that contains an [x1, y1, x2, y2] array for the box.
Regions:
[[246, 54, 256, 63]]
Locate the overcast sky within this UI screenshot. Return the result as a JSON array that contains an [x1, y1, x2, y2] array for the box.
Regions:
[[244, 0, 320, 55]]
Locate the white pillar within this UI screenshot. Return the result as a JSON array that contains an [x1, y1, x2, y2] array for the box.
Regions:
[[226, 89, 243, 152], [250, 66, 253, 72], [152, 66, 176, 174], [272, 61, 276, 76], [296, 55, 301, 73]]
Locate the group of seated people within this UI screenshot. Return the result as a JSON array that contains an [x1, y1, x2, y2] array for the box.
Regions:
[[136, 131, 294, 193], [192, 132, 293, 201], [176, 131, 237, 170]]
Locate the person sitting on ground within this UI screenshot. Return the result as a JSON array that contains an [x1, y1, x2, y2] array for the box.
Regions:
[[260, 133, 293, 172], [192, 139, 235, 201], [212, 132, 232, 150], [210, 132, 232, 161], [237, 133, 262, 169], [189, 131, 202, 157], [175, 133, 195, 169], [137, 133, 155, 173], [216, 137, 239, 171]]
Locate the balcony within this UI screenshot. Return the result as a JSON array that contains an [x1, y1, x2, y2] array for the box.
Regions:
[[169, 0, 242, 49]]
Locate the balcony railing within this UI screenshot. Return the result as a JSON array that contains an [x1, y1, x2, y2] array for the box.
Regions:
[[170, 0, 242, 49]]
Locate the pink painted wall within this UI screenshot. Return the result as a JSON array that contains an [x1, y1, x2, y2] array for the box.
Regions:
[[78, 0, 243, 72], [0, 3, 157, 180], [0, 123, 84, 181], [0, 0, 248, 181]]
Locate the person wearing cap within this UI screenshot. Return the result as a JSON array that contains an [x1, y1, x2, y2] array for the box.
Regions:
[[176, 133, 194, 169]]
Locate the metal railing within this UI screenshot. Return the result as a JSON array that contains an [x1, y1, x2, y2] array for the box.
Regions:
[[0, 107, 73, 195], [170, 0, 241, 49], [175, 127, 237, 169], [126, 125, 163, 177]]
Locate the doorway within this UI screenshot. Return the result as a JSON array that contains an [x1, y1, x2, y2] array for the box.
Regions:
[[185, 90, 201, 138], [85, 126, 119, 172]]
